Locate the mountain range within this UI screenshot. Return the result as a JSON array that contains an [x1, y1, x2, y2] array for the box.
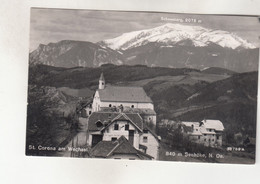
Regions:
[[100, 23, 256, 50], [29, 23, 259, 72]]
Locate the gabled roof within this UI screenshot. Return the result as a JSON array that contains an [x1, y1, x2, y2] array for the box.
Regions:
[[88, 112, 143, 132], [90, 136, 153, 159], [181, 120, 224, 135], [88, 112, 119, 131], [200, 127, 216, 135], [201, 119, 224, 131], [97, 85, 153, 103], [182, 121, 200, 127], [123, 107, 156, 115], [102, 113, 143, 132], [89, 141, 117, 157]]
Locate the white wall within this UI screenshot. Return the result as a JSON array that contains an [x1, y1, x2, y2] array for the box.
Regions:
[[103, 121, 140, 149], [139, 132, 159, 160], [100, 101, 154, 110], [92, 91, 154, 112], [202, 134, 216, 147], [92, 91, 101, 112]]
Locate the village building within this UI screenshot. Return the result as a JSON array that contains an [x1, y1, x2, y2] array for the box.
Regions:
[[90, 136, 153, 160], [77, 100, 92, 118], [100, 106, 157, 128], [87, 112, 160, 160], [92, 73, 155, 125], [182, 119, 224, 147]]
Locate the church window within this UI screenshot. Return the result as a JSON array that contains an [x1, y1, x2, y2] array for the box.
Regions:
[[114, 123, 119, 130], [143, 129, 148, 133], [131, 105, 134, 108], [109, 104, 112, 107]]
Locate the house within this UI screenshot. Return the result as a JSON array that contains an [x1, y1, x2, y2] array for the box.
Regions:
[[77, 101, 92, 118], [90, 136, 153, 160], [100, 106, 157, 127], [92, 73, 155, 125], [87, 112, 160, 160], [182, 119, 224, 147]]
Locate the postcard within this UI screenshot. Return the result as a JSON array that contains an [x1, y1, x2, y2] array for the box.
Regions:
[[26, 8, 259, 164]]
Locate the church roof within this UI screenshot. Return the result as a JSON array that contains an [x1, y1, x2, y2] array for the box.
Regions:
[[98, 85, 153, 103]]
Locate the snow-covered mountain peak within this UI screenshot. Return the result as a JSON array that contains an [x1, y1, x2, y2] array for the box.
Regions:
[[101, 23, 256, 50]]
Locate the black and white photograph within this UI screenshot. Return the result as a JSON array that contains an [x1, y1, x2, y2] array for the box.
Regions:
[[26, 8, 259, 164]]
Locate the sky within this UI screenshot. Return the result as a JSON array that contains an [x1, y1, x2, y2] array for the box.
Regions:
[[29, 8, 260, 51]]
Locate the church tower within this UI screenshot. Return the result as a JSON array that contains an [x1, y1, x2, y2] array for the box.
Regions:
[[99, 72, 105, 89]]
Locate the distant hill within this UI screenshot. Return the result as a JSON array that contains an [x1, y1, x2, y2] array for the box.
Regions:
[[166, 72, 258, 142], [119, 42, 259, 72], [201, 67, 236, 75], [28, 64, 257, 144], [28, 64, 200, 89], [29, 40, 123, 68]]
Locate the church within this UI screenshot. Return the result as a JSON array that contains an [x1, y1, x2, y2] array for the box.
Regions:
[[92, 73, 156, 125]]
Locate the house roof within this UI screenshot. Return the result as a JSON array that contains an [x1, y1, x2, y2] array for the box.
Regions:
[[202, 119, 224, 131], [88, 112, 119, 131], [182, 122, 199, 133], [100, 107, 156, 115], [89, 141, 117, 157], [90, 136, 153, 159], [102, 113, 143, 132], [200, 127, 216, 135], [88, 112, 143, 132], [182, 120, 224, 135], [182, 121, 200, 127], [124, 107, 156, 115], [97, 85, 153, 103]]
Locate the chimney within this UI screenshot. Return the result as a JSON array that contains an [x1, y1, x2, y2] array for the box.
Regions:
[[119, 104, 124, 113]]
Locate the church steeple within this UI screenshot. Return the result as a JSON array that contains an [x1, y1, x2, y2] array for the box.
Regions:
[[99, 72, 105, 89]]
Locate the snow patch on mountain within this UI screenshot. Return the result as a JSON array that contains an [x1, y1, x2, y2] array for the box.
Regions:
[[102, 23, 256, 50]]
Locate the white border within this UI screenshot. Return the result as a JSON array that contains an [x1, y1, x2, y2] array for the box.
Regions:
[[0, 0, 259, 184]]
